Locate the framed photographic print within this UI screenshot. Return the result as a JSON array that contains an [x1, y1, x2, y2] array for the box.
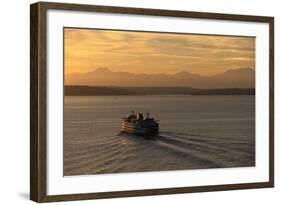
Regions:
[[30, 1, 274, 202]]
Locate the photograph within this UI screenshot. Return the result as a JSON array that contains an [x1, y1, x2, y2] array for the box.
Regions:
[[63, 28, 256, 176]]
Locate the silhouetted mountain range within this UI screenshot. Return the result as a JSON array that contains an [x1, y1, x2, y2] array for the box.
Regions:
[[65, 67, 255, 89]]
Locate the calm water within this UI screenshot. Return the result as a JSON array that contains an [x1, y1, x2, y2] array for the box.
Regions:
[[64, 95, 255, 176]]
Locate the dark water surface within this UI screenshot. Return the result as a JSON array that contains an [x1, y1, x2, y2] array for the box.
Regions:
[[64, 95, 255, 176]]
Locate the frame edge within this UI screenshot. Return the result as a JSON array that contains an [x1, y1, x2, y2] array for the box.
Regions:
[[30, 2, 48, 203], [30, 2, 40, 202], [38, 1, 274, 22], [269, 17, 274, 187]]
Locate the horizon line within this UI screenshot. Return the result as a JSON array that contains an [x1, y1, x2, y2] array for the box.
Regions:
[[66, 67, 255, 77]]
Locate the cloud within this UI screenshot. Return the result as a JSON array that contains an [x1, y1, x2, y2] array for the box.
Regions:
[[64, 28, 255, 76]]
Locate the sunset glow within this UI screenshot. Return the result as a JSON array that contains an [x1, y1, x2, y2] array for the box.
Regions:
[[64, 28, 255, 77]]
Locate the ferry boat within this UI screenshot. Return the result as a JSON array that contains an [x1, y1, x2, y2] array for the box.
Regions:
[[121, 111, 159, 137]]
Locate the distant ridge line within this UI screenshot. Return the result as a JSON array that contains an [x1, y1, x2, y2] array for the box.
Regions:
[[65, 67, 255, 89]]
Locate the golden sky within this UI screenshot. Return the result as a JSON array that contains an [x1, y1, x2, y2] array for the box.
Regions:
[[64, 28, 255, 76]]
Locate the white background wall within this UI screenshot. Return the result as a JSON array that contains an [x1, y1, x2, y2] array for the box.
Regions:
[[0, 0, 279, 204]]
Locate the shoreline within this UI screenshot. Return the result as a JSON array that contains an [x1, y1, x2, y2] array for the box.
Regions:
[[64, 86, 255, 96]]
